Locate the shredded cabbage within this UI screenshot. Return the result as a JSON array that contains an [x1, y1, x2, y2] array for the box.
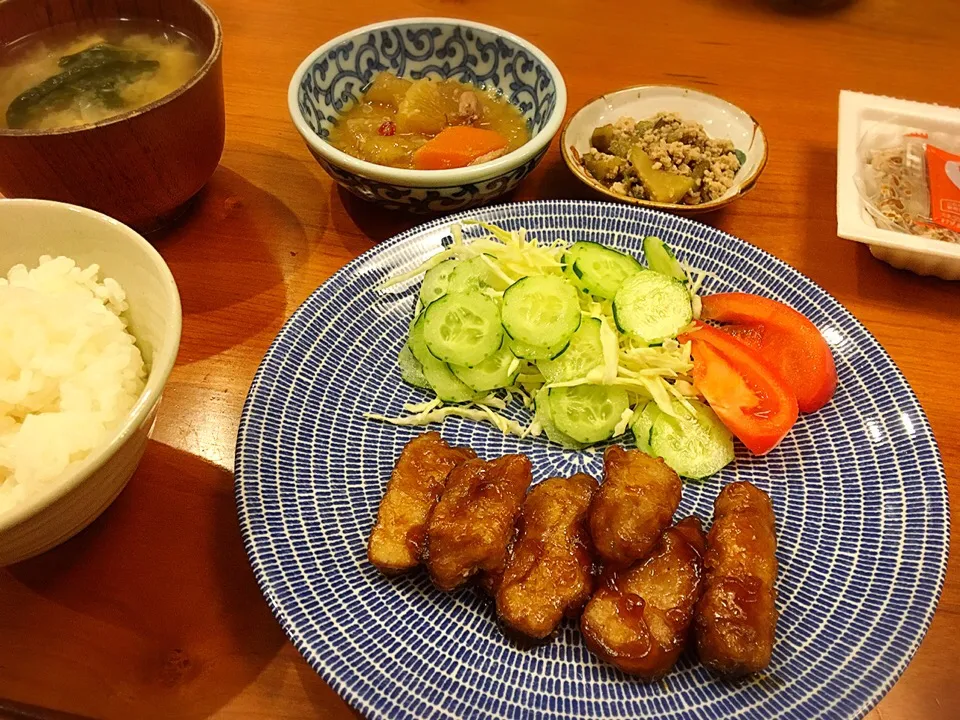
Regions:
[[366, 222, 705, 445]]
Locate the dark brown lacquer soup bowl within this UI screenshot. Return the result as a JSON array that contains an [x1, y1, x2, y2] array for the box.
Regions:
[[0, 0, 224, 231]]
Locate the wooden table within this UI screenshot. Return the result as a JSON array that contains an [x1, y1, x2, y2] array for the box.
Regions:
[[2, 0, 958, 718]]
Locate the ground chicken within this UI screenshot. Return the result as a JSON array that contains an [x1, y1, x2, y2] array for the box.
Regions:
[[580, 112, 743, 205]]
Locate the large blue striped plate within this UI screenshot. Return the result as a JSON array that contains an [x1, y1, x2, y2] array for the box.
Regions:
[[235, 200, 948, 720]]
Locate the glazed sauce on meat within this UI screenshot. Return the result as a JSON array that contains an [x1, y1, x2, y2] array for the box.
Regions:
[[603, 522, 706, 660], [470, 474, 506, 501], [716, 575, 764, 618], [594, 571, 656, 661], [612, 592, 656, 660], [506, 538, 545, 587], [404, 526, 426, 557]]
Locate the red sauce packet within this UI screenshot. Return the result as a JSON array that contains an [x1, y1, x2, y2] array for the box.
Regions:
[[926, 144, 960, 233]]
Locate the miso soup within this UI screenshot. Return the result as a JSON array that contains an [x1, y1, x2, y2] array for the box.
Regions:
[[0, 19, 204, 131]]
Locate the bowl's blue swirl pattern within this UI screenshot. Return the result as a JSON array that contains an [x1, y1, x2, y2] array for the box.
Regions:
[[308, 145, 548, 212], [236, 201, 949, 720], [297, 24, 557, 139]]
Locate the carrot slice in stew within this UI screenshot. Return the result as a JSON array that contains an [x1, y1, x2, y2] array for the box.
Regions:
[[413, 126, 509, 170]]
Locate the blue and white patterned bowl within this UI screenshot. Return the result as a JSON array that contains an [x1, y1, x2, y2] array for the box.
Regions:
[[236, 200, 948, 720], [288, 18, 566, 213]]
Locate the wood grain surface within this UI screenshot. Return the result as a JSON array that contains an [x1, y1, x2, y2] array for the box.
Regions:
[[1, 0, 958, 718]]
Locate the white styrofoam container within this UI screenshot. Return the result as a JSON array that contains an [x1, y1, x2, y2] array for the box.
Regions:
[[836, 90, 960, 281]]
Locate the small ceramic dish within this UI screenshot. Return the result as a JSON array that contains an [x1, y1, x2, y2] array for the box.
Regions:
[[288, 18, 566, 213], [837, 90, 960, 281], [0, 199, 182, 566], [562, 85, 767, 215]]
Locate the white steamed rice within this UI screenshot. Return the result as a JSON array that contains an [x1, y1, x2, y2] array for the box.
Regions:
[[0, 256, 146, 516]]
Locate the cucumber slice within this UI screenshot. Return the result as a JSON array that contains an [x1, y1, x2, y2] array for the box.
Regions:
[[566, 241, 643, 300], [450, 343, 519, 392], [537, 317, 603, 383], [398, 341, 430, 389], [631, 401, 662, 455], [423, 292, 503, 367], [561, 243, 589, 289], [509, 337, 570, 361], [447, 255, 509, 294], [502, 276, 581, 349], [410, 314, 478, 403], [643, 236, 686, 281], [650, 400, 735, 479], [613, 269, 692, 343], [534, 388, 587, 450], [420, 260, 458, 305], [547, 384, 630, 444], [561, 243, 586, 273]]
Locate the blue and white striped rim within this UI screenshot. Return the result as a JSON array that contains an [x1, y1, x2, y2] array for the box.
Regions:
[[236, 200, 948, 720]]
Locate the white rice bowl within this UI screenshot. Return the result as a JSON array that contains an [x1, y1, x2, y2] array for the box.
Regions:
[[0, 256, 146, 515]]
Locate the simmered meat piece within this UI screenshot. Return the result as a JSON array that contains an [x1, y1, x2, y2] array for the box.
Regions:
[[696, 481, 779, 676], [367, 432, 475, 574], [581, 516, 706, 679], [496, 473, 598, 639], [426, 454, 532, 591], [589, 446, 682, 568]]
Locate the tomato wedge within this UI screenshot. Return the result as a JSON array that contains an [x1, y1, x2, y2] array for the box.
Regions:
[[701, 293, 837, 413], [719, 323, 763, 350], [679, 322, 799, 456]]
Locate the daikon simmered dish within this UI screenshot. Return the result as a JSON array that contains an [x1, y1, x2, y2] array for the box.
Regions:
[[327, 72, 532, 170], [0, 19, 203, 131]]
